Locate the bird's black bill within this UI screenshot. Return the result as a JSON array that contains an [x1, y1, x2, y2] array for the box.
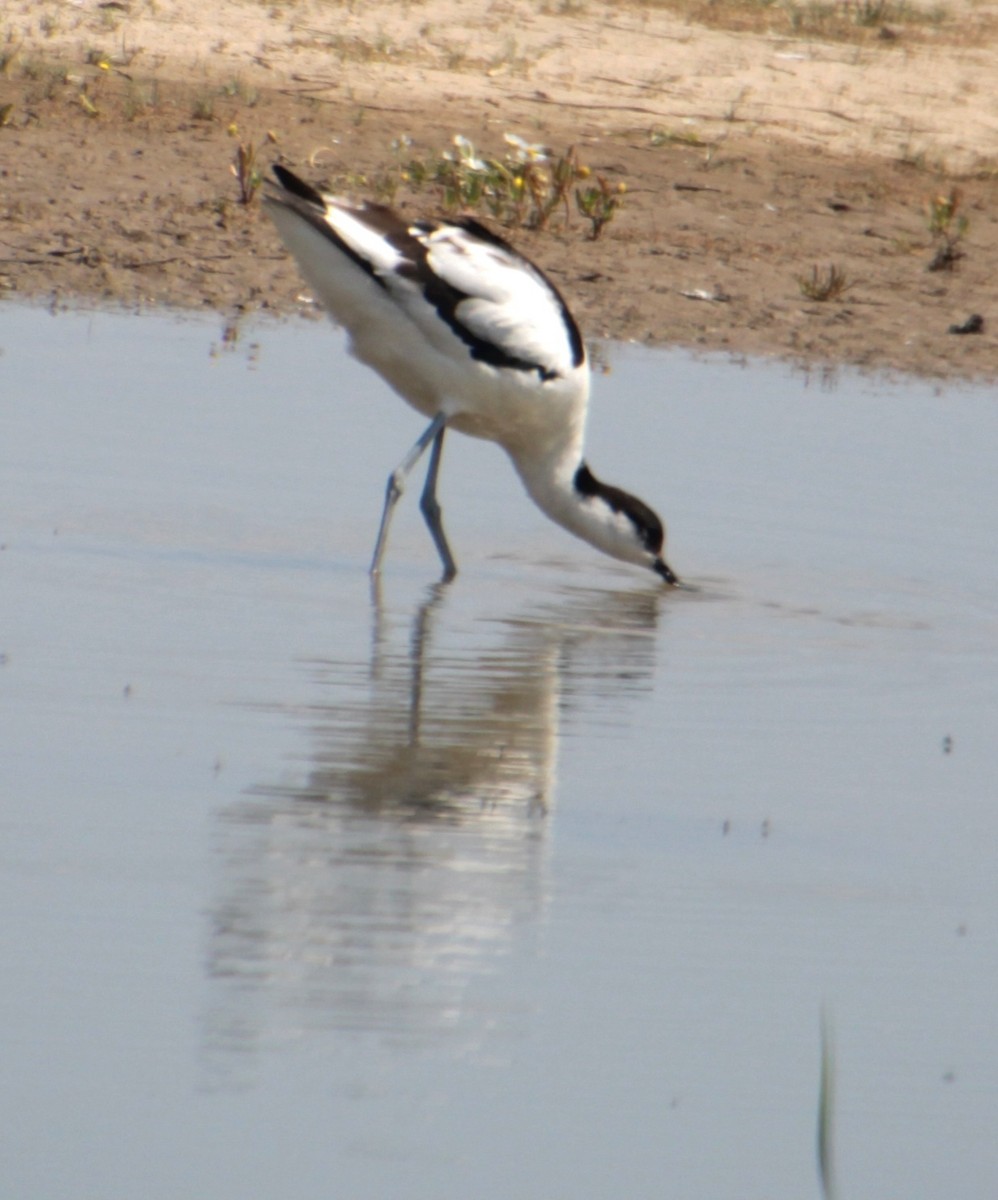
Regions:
[[654, 557, 679, 585]]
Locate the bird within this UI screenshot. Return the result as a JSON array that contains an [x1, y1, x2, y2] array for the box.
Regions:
[[262, 163, 678, 585]]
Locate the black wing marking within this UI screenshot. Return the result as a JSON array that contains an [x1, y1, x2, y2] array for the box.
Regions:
[[268, 166, 585, 380]]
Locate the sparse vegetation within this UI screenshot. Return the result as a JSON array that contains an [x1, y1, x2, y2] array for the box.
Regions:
[[221, 76, 260, 107], [925, 186, 967, 270], [797, 263, 854, 301], [0, 32, 21, 75], [77, 89, 100, 118], [575, 173, 626, 240], [332, 133, 626, 238], [231, 139, 263, 206], [38, 11, 61, 39], [121, 79, 160, 121], [624, 0, 951, 44], [191, 90, 215, 121], [97, 5, 124, 33], [649, 125, 706, 148], [231, 132, 277, 206]]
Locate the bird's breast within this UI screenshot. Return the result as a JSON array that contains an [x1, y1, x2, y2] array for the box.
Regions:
[[350, 325, 587, 451]]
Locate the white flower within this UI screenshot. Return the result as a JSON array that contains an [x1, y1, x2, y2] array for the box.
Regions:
[[448, 134, 488, 172], [504, 132, 548, 163]]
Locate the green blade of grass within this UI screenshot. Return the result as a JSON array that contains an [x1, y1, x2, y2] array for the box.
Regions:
[[818, 1007, 837, 1200]]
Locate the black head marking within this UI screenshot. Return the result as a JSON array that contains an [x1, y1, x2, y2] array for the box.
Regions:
[[574, 463, 664, 555]]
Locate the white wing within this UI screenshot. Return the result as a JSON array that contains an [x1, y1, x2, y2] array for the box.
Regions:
[[396, 221, 585, 381], [265, 167, 585, 382]]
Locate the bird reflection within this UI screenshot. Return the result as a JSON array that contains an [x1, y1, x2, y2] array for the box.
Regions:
[[204, 582, 663, 1070]]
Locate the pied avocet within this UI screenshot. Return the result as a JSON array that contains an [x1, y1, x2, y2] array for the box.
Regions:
[[263, 164, 677, 585]]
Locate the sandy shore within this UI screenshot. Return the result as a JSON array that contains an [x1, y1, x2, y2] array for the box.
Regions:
[[2, 0, 998, 377]]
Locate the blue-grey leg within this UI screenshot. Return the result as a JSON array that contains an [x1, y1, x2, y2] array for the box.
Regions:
[[370, 412, 452, 577], [419, 424, 457, 582]]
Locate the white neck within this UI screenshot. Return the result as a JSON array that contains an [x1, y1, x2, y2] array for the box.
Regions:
[[509, 445, 662, 572]]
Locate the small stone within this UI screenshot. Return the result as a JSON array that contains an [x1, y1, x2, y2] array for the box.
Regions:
[[948, 314, 984, 335]]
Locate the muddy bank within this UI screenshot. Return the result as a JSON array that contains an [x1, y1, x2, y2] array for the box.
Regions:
[[2, 0, 997, 378]]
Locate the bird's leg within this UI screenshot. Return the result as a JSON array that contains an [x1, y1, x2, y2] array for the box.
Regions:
[[419, 424, 457, 582], [370, 412, 449, 576]]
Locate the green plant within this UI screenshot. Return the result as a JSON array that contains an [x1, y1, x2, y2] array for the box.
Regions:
[[330, 133, 626, 238], [926, 186, 968, 270], [796, 263, 853, 301], [0, 32, 21, 75], [575, 174, 625, 240], [817, 1011, 837, 1200], [191, 90, 215, 121], [78, 88, 100, 118], [649, 124, 705, 148], [434, 134, 621, 233], [221, 76, 260, 106], [226, 133, 273, 206], [98, 5, 123, 31], [122, 79, 160, 121], [231, 139, 263, 205]]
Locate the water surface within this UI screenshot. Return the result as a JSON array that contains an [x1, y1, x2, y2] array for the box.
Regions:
[[3, 305, 997, 1198]]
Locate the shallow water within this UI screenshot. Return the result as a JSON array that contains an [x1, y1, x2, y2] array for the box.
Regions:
[[3, 304, 997, 1198]]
